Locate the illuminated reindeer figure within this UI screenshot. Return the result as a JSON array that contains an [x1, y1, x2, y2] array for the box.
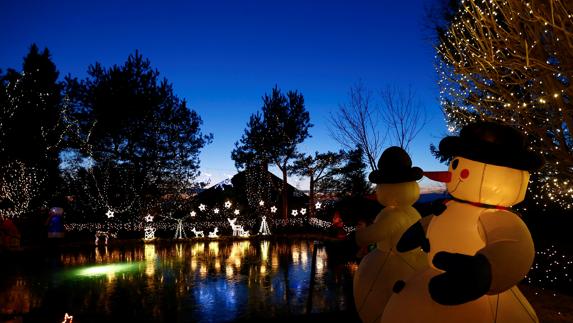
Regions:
[[95, 230, 117, 245], [191, 227, 204, 238], [208, 227, 219, 238]]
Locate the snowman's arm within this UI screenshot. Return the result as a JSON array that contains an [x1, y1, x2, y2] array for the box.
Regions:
[[355, 209, 395, 246], [477, 210, 535, 294], [396, 216, 432, 252]]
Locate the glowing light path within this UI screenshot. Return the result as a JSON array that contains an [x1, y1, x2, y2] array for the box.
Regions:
[[75, 263, 140, 277]]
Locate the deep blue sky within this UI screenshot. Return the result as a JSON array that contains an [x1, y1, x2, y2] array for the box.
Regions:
[[1, 0, 448, 190]]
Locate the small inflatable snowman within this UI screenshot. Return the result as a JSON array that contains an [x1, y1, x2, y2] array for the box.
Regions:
[[381, 122, 542, 323], [354, 146, 428, 323]]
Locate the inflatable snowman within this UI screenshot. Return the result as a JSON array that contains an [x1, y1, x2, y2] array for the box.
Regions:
[[381, 122, 542, 323], [354, 146, 428, 323]]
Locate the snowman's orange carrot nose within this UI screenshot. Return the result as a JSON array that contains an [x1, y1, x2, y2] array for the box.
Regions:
[[424, 171, 452, 183]]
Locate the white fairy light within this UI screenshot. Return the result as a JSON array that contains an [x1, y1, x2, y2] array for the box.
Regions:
[[145, 214, 153, 222], [199, 204, 206, 211], [291, 210, 298, 217], [106, 210, 115, 218], [234, 209, 240, 215], [190, 211, 197, 217], [259, 200, 265, 206], [315, 202, 322, 209], [213, 208, 220, 214], [300, 208, 307, 215], [224, 200, 232, 209], [270, 206, 277, 213]]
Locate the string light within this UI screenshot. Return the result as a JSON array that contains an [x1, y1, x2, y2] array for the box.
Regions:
[[106, 210, 115, 218], [270, 206, 277, 213], [191, 227, 205, 237], [435, 0, 573, 209], [258, 216, 271, 235], [208, 227, 219, 238]]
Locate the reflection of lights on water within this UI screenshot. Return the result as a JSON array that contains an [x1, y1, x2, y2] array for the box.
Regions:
[[76, 263, 139, 277], [209, 242, 219, 255], [292, 244, 301, 264], [260, 264, 266, 274], [176, 244, 183, 258], [215, 260, 221, 272], [192, 243, 205, 256], [261, 241, 270, 262], [145, 244, 156, 277], [200, 264, 207, 277], [226, 265, 233, 278], [301, 243, 309, 267], [272, 254, 279, 269], [316, 248, 328, 275]]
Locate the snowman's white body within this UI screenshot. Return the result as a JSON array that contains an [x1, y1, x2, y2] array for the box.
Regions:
[[354, 183, 427, 323], [381, 202, 538, 322], [380, 157, 538, 323]]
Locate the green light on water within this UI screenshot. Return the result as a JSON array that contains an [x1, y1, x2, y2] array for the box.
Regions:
[[76, 263, 139, 277]]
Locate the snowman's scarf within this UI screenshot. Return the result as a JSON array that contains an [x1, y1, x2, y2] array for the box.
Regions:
[[447, 196, 512, 211]]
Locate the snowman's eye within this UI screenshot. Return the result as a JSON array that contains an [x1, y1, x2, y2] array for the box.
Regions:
[[452, 159, 459, 170]]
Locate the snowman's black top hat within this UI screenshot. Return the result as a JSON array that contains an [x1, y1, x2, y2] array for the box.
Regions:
[[439, 122, 544, 171], [369, 146, 423, 184]]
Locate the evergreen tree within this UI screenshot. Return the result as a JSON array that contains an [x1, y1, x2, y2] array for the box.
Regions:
[[0, 44, 65, 212], [319, 146, 371, 198], [66, 51, 212, 216], [232, 86, 312, 219], [291, 151, 344, 218]]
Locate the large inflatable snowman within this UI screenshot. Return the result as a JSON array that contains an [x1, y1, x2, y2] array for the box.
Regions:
[[381, 122, 542, 323], [354, 146, 428, 323]]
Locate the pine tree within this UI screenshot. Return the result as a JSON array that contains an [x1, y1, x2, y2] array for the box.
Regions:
[[0, 44, 65, 212]]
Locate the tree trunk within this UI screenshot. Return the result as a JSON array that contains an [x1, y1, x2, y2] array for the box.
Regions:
[[282, 165, 288, 220], [308, 175, 314, 219]]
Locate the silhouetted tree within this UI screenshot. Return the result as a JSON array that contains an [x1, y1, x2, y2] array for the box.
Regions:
[[330, 82, 427, 171], [319, 146, 371, 198], [291, 151, 344, 218], [232, 86, 312, 219], [66, 51, 212, 216]]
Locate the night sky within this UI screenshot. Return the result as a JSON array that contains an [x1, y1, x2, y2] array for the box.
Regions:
[[0, 0, 448, 189]]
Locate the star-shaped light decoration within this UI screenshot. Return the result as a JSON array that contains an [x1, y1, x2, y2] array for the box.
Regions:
[[300, 208, 307, 215], [145, 214, 154, 222], [106, 210, 115, 218], [199, 204, 206, 211], [190, 210, 197, 217], [259, 200, 265, 206], [270, 206, 277, 213], [315, 202, 322, 209], [234, 209, 240, 215], [213, 208, 220, 214], [224, 200, 232, 209], [291, 210, 298, 217]]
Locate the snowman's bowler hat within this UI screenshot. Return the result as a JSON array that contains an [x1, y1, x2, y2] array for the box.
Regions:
[[439, 122, 543, 171], [369, 146, 423, 184]]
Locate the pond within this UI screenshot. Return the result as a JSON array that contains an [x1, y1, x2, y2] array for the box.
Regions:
[[0, 239, 357, 322]]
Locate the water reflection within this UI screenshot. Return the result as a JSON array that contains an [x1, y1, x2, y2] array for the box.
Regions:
[[1, 240, 354, 322]]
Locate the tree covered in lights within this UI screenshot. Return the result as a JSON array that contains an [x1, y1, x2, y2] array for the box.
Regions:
[[434, 0, 573, 209], [232, 86, 312, 219], [64, 51, 212, 217], [0, 44, 66, 210], [290, 151, 345, 218]]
